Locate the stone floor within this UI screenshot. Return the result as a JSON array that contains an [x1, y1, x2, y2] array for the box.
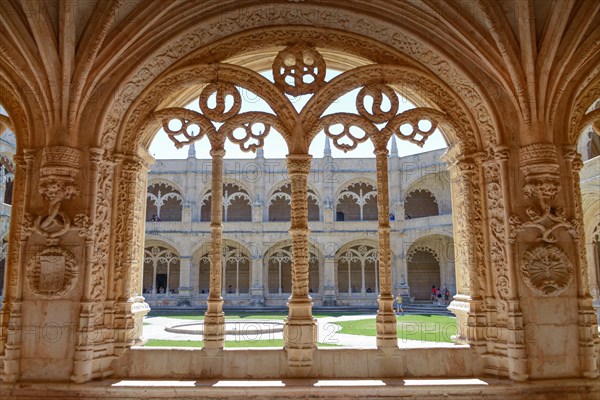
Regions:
[[4, 377, 599, 400]]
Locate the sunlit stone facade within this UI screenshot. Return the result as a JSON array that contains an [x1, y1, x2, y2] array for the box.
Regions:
[[142, 144, 456, 308]]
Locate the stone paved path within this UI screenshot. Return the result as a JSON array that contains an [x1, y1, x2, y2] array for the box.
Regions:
[[141, 314, 464, 349]]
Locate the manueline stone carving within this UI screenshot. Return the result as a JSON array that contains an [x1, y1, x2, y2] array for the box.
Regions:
[[26, 246, 78, 298], [521, 244, 573, 296]]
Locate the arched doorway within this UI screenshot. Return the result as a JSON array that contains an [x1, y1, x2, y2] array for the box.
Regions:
[[407, 248, 440, 301]]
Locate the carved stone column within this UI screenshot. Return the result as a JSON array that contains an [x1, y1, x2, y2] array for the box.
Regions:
[[249, 254, 264, 306], [322, 255, 336, 306], [284, 154, 317, 376], [0, 152, 32, 383], [562, 146, 599, 378], [203, 148, 225, 350], [177, 256, 193, 306], [444, 149, 486, 352], [374, 148, 397, 350], [109, 154, 149, 361], [483, 146, 528, 380]]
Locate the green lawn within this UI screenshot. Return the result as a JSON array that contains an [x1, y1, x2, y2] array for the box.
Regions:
[[335, 315, 457, 343], [144, 339, 339, 348]]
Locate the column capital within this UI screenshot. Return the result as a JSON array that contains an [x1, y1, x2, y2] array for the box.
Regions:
[[286, 154, 312, 175]]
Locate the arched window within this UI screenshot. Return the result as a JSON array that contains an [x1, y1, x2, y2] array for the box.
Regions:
[[200, 182, 252, 222], [142, 245, 180, 294], [146, 182, 183, 221], [266, 244, 319, 294], [404, 189, 439, 219], [406, 247, 440, 301], [335, 182, 377, 221], [0, 159, 14, 205], [269, 182, 320, 221], [336, 244, 379, 294], [198, 244, 251, 295]]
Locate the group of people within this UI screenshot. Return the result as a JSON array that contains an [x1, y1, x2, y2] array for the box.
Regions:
[[150, 214, 162, 221], [393, 284, 452, 316], [431, 284, 451, 305]]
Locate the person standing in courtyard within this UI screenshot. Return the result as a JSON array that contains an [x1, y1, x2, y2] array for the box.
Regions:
[[396, 293, 404, 316]]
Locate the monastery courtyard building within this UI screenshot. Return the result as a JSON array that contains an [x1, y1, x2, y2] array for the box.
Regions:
[[0, 1, 599, 399]]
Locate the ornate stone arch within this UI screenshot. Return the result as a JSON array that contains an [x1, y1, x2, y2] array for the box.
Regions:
[[404, 188, 439, 219], [267, 180, 320, 222], [146, 180, 184, 221], [93, 22, 498, 376], [196, 239, 252, 296], [264, 240, 321, 295], [142, 242, 181, 295], [199, 181, 253, 222], [95, 19, 502, 154], [335, 239, 380, 295], [335, 179, 378, 221]]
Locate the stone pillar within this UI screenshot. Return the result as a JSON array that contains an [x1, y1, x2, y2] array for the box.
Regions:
[[250, 254, 265, 305], [177, 256, 193, 306], [322, 255, 336, 306], [284, 154, 317, 376], [444, 149, 487, 355], [562, 146, 599, 378], [203, 148, 225, 350], [483, 146, 528, 380], [507, 143, 598, 379], [0, 152, 32, 383], [374, 148, 397, 350], [111, 154, 150, 358]]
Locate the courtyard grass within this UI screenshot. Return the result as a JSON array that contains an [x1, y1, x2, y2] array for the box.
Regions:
[[335, 315, 457, 343], [144, 339, 340, 348]]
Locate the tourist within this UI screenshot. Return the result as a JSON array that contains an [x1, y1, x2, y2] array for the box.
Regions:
[[430, 285, 436, 302], [436, 287, 442, 305], [444, 286, 451, 305], [396, 293, 404, 316]]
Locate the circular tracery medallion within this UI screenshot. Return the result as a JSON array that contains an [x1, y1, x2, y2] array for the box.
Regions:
[[27, 246, 78, 298], [521, 244, 573, 296]]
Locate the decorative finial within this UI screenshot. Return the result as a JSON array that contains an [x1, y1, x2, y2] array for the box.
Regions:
[[324, 135, 332, 157], [390, 136, 398, 157], [187, 142, 196, 159]]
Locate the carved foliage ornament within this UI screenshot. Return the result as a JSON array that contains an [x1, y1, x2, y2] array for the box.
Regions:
[[27, 246, 78, 298], [521, 245, 573, 296], [155, 82, 274, 152]]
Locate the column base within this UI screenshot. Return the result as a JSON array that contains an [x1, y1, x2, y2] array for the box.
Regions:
[[448, 296, 471, 344], [204, 298, 225, 349], [284, 297, 317, 377], [376, 294, 398, 351], [250, 287, 265, 306], [132, 297, 151, 346]]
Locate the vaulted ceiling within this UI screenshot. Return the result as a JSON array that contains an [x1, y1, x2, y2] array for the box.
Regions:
[[1, 0, 598, 148]]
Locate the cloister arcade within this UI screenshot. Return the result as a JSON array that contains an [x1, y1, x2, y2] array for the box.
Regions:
[[0, 1, 599, 398]]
